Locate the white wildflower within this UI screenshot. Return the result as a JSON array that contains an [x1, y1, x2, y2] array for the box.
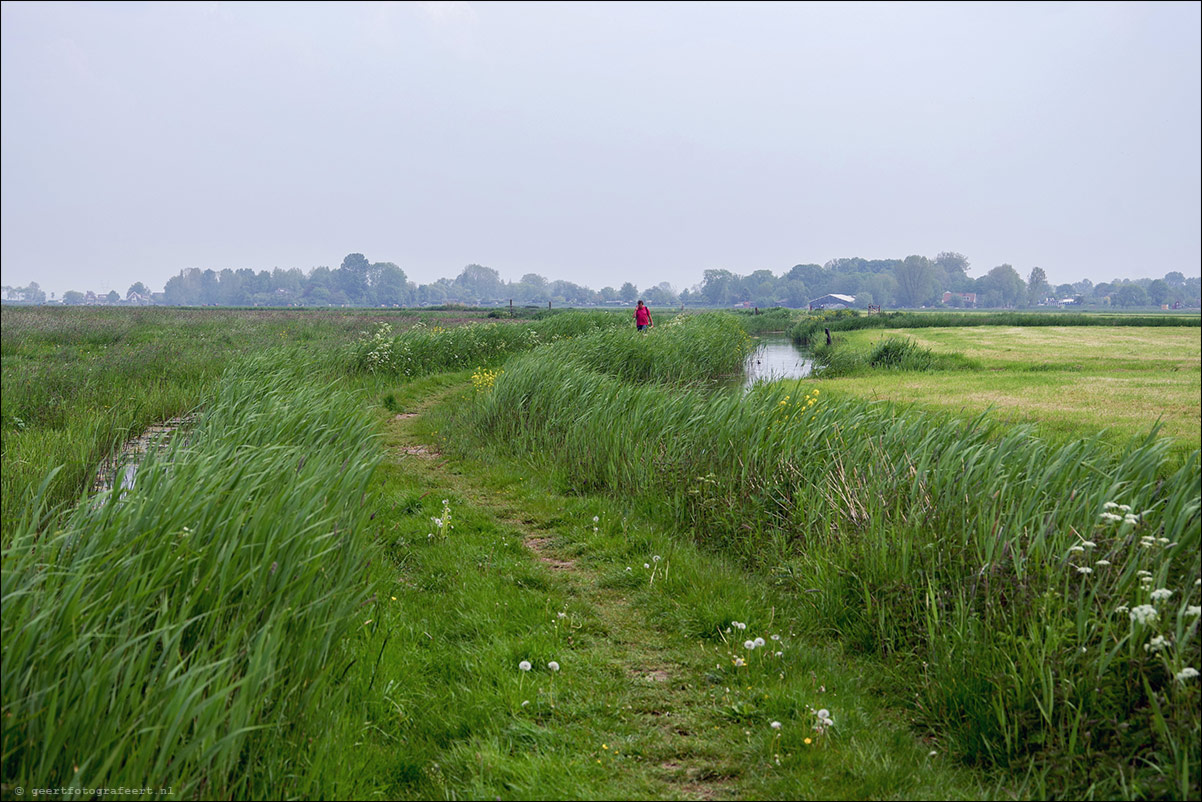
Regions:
[[1081, 540, 1097, 549], [771, 634, 781, 641], [1176, 667, 1199, 682], [1069, 546, 1085, 554], [744, 640, 756, 650], [1144, 635, 1171, 653], [519, 660, 532, 671], [1095, 559, 1112, 566], [771, 721, 782, 730], [548, 661, 560, 672], [1150, 588, 1173, 602], [1186, 606, 1201, 618], [1077, 566, 1093, 575], [1100, 512, 1123, 523], [1129, 605, 1159, 625], [754, 637, 766, 647]]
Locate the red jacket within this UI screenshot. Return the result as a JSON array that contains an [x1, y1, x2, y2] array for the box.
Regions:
[[635, 306, 652, 326]]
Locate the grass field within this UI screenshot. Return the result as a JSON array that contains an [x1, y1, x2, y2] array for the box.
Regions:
[[816, 326, 1201, 451], [2, 307, 1199, 800]]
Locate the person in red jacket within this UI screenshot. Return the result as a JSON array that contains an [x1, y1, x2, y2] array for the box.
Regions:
[[634, 300, 654, 332]]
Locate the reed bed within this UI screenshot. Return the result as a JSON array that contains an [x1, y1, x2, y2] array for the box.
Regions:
[[460, 330, 1201, 799], [1, 352, 380, 798], [347, 309, 627, 377], [1, 306, 375, 534], [546, 312, 753, 386]]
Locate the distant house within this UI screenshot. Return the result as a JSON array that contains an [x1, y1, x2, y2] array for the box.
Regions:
[[808, 293, 855, 310], [126, 290, 152, 304], [942, 291, 977, 307]]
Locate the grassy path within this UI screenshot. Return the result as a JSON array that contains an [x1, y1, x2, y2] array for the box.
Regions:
[[330, 375, 993, 799]]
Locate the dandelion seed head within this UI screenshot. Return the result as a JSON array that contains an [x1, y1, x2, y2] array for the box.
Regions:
[[744, 640, 756, 650], [548, 661, 560, 672], [771, 721, 782, 730], [519, 660, 532, 671], [754, 637, 766, 647]]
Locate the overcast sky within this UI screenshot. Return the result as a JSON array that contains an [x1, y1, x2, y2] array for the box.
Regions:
[[3, 1, 1200, 298]]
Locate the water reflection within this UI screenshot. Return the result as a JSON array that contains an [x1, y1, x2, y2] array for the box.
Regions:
[[743, 335, 814, 389]]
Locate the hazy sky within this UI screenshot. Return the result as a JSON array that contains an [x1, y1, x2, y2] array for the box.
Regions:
[[3, 1, 1200, 299]]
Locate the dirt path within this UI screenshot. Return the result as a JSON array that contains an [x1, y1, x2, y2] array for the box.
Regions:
[[370, 381, 985, 801], [385, 394, 738, 799]]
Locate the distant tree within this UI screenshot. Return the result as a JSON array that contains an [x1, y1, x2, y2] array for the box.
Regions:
[[782, 279, 809, 308], [978, 264, 1026, 308], [599, 286, 618, 303], [105, 290, 120, 304], [1027, 267, 1051, 305], [127, 281, 149, 297], [934, 251, 971, 281], [616, 282, 638, 303], [860, 273, 897, 307], [642, 282, 678, 307], [366, 263, 405, 306], [1164, 271, 1186, 287], [452, 264, 504, 303], [743, 269, 778, 307], [1113, 283, 1149, 308], [20, 282, 46, 303], [699, 269, 737, 306], [1054, 283, 1075, 299], [894, 255, 938, 307], [338, 253, 371, 304], [1146, 279, 1171, 306], [63, 290, 85, 305], [515, 273, 549, 303]]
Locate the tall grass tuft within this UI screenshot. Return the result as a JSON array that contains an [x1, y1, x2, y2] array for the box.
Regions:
[[1, 351, 380, 798], [458, 332, 1202, 799], [347, 309, 628, 377]]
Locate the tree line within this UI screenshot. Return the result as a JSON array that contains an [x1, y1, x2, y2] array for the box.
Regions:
[[4, 251, 1199, 309]]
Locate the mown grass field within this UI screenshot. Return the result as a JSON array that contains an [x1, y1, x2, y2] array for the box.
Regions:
[[2, 306, 1198, 801], [820, 326, 1201, 451]]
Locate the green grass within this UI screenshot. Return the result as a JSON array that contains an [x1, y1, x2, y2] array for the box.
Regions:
[[451, 321, 1202, 800], [810, 326, 1201, 452], [4, 307, 1198, 800], [2, 351, 381, 798], [297, 377, 991, 799]]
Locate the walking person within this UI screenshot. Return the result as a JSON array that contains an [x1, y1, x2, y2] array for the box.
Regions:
[[634, 300, 654, 332]]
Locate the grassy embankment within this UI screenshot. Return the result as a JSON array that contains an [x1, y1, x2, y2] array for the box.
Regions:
[[3, 307, 1198, 799], [441, 314, 1200, 800]]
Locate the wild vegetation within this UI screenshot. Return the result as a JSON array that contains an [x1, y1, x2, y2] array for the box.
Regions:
[[2, 306, 1198, 800]]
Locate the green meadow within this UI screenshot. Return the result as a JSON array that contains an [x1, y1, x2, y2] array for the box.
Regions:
[[813, 325, 1201, 451], [2, 306, 1199, 801]]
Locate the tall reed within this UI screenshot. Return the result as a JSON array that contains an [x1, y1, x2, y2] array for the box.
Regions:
[[459, 329, 1201, 799], [2, 351, 380, 798]]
